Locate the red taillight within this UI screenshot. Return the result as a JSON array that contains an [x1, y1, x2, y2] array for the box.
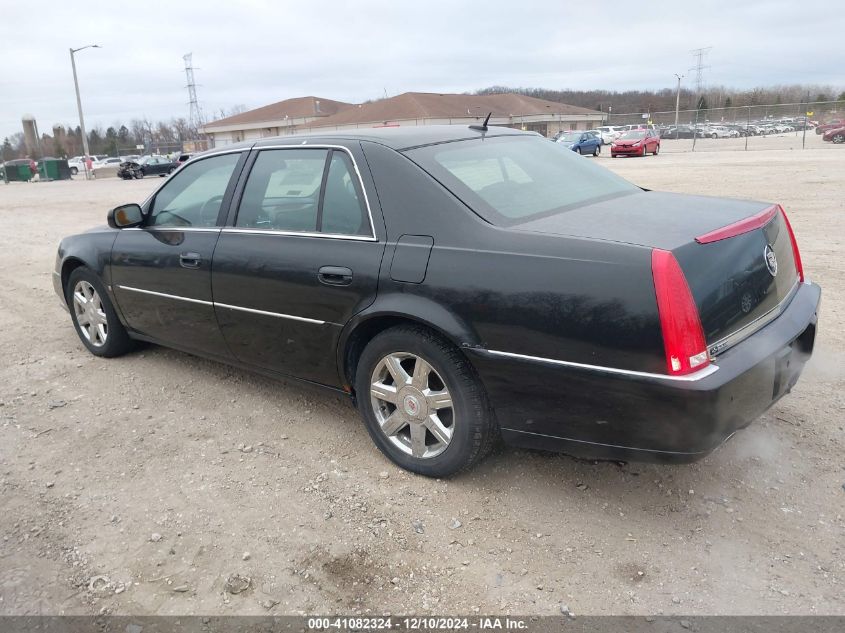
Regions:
[[778, 205, 804, 282], [694, 205, 778, 244], [651, 249, 710, 376]]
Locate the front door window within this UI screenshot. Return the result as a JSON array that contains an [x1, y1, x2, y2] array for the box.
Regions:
[[148, 153, 241, 228]]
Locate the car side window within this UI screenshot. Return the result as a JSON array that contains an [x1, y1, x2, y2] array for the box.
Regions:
[[148, 153, 241, 228], [319, 151, 369, 236], [236, 149, 328, 231], [236, 148, 370, 237]]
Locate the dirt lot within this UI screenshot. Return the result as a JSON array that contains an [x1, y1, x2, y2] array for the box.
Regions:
[[1, 144, 843, 617]]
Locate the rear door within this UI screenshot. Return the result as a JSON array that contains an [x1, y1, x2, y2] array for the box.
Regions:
[[211, 142, 385, 387], [111, 150, 246, 357]]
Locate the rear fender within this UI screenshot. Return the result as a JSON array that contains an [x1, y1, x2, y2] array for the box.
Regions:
[[335, 292, 481, 388]]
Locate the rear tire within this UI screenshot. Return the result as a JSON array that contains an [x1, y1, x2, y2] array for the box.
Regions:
[[354, 325, 497, 477], [66, 267, 135, 358]]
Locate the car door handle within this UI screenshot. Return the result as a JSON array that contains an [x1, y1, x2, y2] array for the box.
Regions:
[[317, 266, 353, 286], [179, 252, 202, 269]]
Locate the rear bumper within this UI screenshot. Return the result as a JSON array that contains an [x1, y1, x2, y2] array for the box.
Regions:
[[467, 281, 820, 463]]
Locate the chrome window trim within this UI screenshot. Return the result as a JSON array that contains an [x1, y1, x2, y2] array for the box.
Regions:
[[237, 144, 377, 240], [215, 302, 326, 325], [707, 278, 800, 357], [483, 349, 720, 382], [221, 227, 376, 242], [117, 285, 326, 325]]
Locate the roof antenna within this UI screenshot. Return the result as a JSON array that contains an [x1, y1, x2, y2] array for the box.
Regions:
[[469, 111, 492, 132]]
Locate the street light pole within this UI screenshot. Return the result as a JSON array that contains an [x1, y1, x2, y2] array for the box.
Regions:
[[674, 73, 684, 127], [70, 44, 100, 179]]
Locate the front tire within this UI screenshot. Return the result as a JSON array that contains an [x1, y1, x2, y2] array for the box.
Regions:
[[593, 144, 600, 156], [66, 267, 135, 358], [653, 143, 659, 155], [134, 170, 144, 179], [833, 134, 845, 144], [355, 325, 496, 477]]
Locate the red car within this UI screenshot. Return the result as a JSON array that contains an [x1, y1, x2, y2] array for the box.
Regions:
[[822, 126, 845, 144], [611, 130, 660, 157], [815, 119, 845, 135]]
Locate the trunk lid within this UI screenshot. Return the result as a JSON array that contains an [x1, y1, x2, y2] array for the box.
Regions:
[[512, 191, 800, 354]]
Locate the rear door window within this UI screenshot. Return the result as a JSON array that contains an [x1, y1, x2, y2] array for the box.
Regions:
[[235, 148, 371, 237]]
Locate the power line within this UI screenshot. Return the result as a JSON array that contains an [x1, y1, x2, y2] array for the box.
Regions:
[[183, 53, 204, 129], [689, 47, 712, 95]]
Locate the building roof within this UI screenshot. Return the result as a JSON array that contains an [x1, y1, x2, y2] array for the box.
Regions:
[[201, 124, 532, 154], [204, 92, 603, 132], [207, 96, 353, 128], [310, 92, 602, 128]]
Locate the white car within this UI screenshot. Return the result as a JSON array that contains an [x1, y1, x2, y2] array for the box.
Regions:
[[594, 125, 625, 144], [93, 157, 122, 168], [67, 156, 93, 176], [707, 126, 736, 138]]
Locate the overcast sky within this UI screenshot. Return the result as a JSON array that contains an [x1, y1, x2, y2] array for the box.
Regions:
[[2, 0, 843, 140]]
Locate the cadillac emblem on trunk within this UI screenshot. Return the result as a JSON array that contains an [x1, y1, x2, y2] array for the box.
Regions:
[[764, 244, 778, 277]]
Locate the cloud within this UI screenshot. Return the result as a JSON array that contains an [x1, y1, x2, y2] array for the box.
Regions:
[[1, 0, 843, 138]]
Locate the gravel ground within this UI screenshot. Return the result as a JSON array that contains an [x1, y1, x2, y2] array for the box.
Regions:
[[1, 142, 843, 617]]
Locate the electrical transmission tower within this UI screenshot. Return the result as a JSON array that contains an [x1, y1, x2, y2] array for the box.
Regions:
[[688, 47, 712, 95], [183, 53, 204, 130]]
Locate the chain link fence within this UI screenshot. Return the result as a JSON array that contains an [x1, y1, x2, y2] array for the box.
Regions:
[[607, 100, 845, 152]]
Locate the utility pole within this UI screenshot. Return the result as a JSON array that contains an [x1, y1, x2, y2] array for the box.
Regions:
[[70, 44, 100, 179], [674, 74, 684, 127]]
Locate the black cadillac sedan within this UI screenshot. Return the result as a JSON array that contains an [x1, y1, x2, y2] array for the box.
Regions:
[[53, 126, 820, 476]]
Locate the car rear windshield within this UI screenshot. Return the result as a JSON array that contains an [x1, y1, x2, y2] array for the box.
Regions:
[[405, 135, 638, 226], [620, 131, 646, 139]]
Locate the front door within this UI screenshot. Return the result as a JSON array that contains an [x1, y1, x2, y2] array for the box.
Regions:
[[111, 151, 246, 357], [211, 145, 384, 386]]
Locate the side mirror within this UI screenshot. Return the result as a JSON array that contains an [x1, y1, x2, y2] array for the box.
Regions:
[[108, 203, 144, 229]]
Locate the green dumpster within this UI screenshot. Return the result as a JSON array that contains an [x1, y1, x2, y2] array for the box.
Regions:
[[38, 158, 72, 181], [16, 164, 33, 181]]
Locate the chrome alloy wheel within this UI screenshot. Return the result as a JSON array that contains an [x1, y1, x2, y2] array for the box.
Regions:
[[370, 352, 454, 459], [72, 280, 108, 347]]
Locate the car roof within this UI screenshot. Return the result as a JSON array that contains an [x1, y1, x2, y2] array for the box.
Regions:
[[204, 124, 534, 157]]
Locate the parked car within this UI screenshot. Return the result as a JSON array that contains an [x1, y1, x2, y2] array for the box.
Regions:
[[117, 155, 176, 179], [594, 126, 625, 144], [611, 129, 660, 157], [53, 126, 820, 476], [822, 126, 845, 143], [555, 130, 602, 155], [708, 126, 738, 139], [661, 125, 697, 139], [67, 156, 92, 176], [815, 119, 845, 135], [93, 157, 122, 168]]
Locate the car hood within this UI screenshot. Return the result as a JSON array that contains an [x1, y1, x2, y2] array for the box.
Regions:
[[510, 190, 771, 251]]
